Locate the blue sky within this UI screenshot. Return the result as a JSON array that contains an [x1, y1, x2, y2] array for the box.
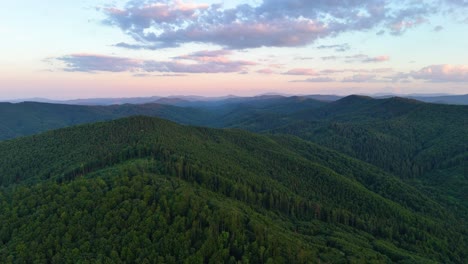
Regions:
[[1, 0, 467, 99]]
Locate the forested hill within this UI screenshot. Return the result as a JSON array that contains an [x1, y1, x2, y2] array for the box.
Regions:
[[274, 95, 467, 180], [1, 97, 466, 205], [0, 96, 326, 141], [0, 116, 466, 263], [0, 101, 214, 141], [185, 95, 467, 210], [222, 96, 468, 216], [1, 96, 466, 215]]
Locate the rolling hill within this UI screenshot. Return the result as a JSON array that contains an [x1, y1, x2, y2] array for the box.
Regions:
[[1, 95, 466, 215], [213, 96, 468, 215], [0, 101, 213, 141], [0, 116, 466, 263], [0, 96, 326, 141], [286, 97, 467, 212]]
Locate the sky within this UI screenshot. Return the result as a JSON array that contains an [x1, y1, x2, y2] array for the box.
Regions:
[[1, 0, 467, 100]]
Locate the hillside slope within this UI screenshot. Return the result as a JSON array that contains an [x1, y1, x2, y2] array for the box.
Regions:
[[226, 96, 468, 215], [0, 116, 466, 263], [1, 96, 466, 215], [0, 102, 212, 141], [0, 96, 326, 141]]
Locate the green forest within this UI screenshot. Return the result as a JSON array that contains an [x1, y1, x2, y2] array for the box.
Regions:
[[0, 96, 467, 263]]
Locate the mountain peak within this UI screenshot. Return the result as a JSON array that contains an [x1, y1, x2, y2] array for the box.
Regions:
[[340, 94, 374, 101], [385, 96, 422, 104]]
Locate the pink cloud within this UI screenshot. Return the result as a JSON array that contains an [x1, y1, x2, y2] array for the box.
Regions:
[[291, 77, 335, 83], [104, 0, 438, 50], [319, 68, 393, 74], [323, 54, 390, 63], [346, 54, 390, 63], [284, 68, 316, 76], [320, 69, 347, 74], [57, 52, 256, 74], [105, 2, 209, 26], [389, 17, 427, 35], [257, 68, 275, 74], [59, 54, 143, 72], [364, 55, 390, 63], [342, 74, 378, 82], [321, 56, 339, 61], [174, 19, 328, 48], [184, 50, 231, 57], [175, 50, 232, 63], [411, 64, 468, 82]]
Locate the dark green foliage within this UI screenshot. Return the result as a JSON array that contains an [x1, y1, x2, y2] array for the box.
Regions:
[[0, 165, 326, 263], [0, 116, 466, 263], [277, 98, 467, 214], [217, 96, 468, 216], [0, 96, 326, 141], [0, 102, 213, 141]]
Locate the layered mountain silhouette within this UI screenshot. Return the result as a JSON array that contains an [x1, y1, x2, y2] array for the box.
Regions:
[[0, 95, 466, 263]]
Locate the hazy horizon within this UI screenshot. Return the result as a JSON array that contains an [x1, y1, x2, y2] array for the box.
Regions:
[[2, 92, 468, 102]]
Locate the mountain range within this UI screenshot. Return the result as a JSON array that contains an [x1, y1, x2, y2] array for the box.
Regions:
[[3, 93, 467, 106], [0, 95, 466, 263]]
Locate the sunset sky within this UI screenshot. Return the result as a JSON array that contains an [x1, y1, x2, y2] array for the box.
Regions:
[[1, 0, 467, 100]]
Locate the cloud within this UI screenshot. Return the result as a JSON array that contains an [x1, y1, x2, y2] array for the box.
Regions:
[[446, 0, 468, 7], [321, 56, 340, 61], [290, 67, 396, 82], [386, 7, 429, 35], [366, 68, 394, 73], [410, 64, 468, 82], [291, 77, 335, 83], [294, 56, 314, 61], [268, 63, 284, 69], [317, 43, 350, 52], [288, 67, 396, 83], [283, 68, 316, 76], [174, 50, 233, 62], [342, 74, 378, 82], [319, 69, 347, 74], [319, 68, 393, 74], [444, 0, 468, 22], [376, 30, 386, 35], [133, 73, 187, 77], [257, 68, 275, 74], [114, 42, 174, 50], [104, 2, 209, 30], [344, 54, 370, 62], [289, 64, 468, 83], [362, 55, 390, 63], [102, 0, 443, 50], [385, 65, 468, 83], [56, 51, 255, 74], [133, 73, 151, 77], [179, 50, 231, 58], [346, 54, 390, 63], [58, 54, 142, 72], [384, 72, 411, 83], [321, 54, 390, 63], [433, 25, 444, 32]]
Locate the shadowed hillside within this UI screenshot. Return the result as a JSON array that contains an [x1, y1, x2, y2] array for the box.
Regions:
[[0, 116, 466, 263]]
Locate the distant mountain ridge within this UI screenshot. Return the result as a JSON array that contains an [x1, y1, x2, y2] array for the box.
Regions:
[[408, 94, 468, 105], [0, 101, 211, 141], [0, 96, 327, 141], [3, 93, 467, 105]]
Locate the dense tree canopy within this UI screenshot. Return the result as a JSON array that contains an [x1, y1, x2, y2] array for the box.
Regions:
[[0, 116, 466, 263]]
